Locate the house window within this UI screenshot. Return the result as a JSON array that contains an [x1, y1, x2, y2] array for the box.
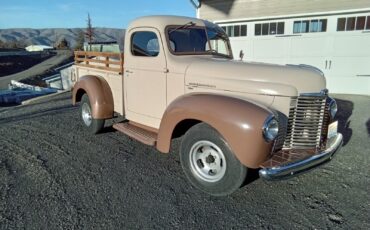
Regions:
[[262, 23, 269, 35], [356, 16, 366, 30], [337, 18, 346, 31], [255, 24, 262, 36], [240, 25, 247, 36], [255, 22, 285, 36], [234, 25, 240, 37], [277, 22, 285, 34], [269, 22, 277, 34], [346, 17, 356, 31], [337, 16, 370, 31], [227, 26, 234, 37], [293, 22, 300, 33], [310, 20, 319, 32], [220, 24, 247, 37], [293, 19, 327, 33], [301, 20, 309, 33]]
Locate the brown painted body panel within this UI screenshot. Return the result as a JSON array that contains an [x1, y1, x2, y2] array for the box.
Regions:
[[156, 94, 274, 168], [72, 75, 114, 119]]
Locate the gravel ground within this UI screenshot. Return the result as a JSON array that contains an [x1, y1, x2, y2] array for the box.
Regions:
[[0, 93, 369, 229]]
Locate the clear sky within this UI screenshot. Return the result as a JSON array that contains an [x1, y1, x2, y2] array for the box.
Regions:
[[0, 0, 196, 29]]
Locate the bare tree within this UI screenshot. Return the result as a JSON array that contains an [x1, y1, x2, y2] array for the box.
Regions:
[[85, 13, 95, 51], [52, 30, 58, 48]]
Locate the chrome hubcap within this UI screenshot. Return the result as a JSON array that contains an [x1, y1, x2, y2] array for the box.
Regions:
[[189, 140, 226, 183], [81, 103, 92, 126]]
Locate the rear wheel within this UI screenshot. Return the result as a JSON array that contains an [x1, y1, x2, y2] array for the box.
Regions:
[[80, 94, 105, 134], [180, 123, 247, 196]]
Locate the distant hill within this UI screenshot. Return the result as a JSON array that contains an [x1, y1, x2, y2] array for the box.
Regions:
[[0, 28, 125, 49]]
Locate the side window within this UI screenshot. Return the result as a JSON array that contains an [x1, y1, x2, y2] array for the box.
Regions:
[[131, 31, 159, 57]]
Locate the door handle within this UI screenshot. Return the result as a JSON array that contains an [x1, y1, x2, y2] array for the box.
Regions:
[[125, 70, 134, 74], [325, 60, 328, 69], [329, 60, 332, 69]]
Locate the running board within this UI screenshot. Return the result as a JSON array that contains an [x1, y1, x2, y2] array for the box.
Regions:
[[113, 122, 157, 146]]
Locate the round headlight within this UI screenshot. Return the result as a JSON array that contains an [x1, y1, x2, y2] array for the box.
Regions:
[[263, 115, 279, 142], [328, 98, 338, 119]]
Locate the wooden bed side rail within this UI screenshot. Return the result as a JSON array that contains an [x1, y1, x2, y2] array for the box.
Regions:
[[74, 51, 124, 74]]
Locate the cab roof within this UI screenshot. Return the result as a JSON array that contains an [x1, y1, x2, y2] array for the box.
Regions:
[[127, 15, 207, 32]]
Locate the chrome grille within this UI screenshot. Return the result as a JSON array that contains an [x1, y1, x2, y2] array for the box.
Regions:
[[283, 95, 327, 149], [273, 111, 288, 151]]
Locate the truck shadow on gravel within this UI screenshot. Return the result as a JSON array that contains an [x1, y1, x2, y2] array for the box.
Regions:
[[242, 168, 260, 186], [334, 98, 353, 146]]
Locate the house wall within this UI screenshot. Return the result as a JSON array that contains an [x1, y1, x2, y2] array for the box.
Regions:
[[199, 0, 370, 21]]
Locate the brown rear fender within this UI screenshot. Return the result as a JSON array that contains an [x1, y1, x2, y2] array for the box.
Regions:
[[156, 94, 274, 168], [72, 75, 114, 119]]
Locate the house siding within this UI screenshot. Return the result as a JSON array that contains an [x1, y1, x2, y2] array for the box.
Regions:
[[199, 0, 370, 21]]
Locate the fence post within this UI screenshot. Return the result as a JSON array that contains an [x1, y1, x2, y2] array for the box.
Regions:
[[85, 52, 89, 65]]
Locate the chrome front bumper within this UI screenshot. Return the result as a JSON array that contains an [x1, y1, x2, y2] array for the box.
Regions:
[[259, 133, 343, 180]]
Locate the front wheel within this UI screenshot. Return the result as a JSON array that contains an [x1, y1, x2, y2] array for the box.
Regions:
[[180, 123, 247, 196], [80, 94, 105, 134]]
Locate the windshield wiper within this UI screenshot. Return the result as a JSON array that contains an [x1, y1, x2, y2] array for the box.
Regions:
[[206, 49, 231, 58], [169, 21, 196, 34]]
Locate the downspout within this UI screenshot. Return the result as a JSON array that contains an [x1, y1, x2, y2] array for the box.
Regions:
[[189, 0, 201, 18]]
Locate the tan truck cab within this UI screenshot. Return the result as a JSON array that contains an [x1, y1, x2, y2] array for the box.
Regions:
[[71, 16, 343, 196]]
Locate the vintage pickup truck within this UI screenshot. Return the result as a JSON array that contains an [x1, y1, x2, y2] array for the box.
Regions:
[[71, 15, 343, 196]]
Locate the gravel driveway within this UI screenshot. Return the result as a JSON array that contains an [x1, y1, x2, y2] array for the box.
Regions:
[[0, 93, 369, 229]]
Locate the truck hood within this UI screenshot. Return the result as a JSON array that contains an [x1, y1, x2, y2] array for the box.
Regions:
[[185, 57, 326, 97]]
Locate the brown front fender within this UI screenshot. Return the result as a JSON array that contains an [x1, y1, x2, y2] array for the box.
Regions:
[[72, 75, 114, 119], [156, 94, 274, 168]]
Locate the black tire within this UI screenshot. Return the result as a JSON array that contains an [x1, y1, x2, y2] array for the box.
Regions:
[[180, 123, 247, 196], [80, 94, 105, 134]]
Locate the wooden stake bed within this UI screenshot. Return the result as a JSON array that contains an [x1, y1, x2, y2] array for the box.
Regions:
[[74, 51, 124, 74]]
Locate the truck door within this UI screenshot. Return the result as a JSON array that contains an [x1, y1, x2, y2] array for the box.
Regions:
[[124, 28, 167, 128]]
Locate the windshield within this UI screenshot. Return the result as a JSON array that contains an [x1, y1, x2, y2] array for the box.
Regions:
[[167, 21, 233, 58]]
